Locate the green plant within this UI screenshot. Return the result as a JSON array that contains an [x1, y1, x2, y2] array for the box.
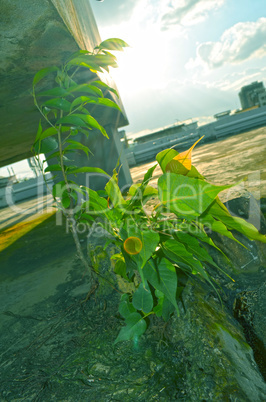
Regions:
[[107, 141, 266, 343], [32, 39, 266, 344], [32, 38, 129, 284]]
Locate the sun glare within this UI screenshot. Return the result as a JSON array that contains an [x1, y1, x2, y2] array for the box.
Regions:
[[109, 27, 168, 94]]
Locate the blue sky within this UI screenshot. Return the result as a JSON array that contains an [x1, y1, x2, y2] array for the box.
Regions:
[[90, 0, 266, 137], [1, 1, 264, 179]]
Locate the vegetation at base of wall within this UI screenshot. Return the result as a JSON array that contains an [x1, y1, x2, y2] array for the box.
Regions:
[[32, 38, 266, 344]]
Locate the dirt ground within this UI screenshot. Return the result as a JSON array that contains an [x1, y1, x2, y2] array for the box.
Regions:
[[0, 213, 185, 401], [130, 127, 266, 201]]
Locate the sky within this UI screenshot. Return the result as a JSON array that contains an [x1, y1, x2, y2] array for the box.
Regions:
[[90, 0, 266, 138]]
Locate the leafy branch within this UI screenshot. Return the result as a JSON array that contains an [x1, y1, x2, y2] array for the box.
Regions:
[[32, 38, 129, 285]]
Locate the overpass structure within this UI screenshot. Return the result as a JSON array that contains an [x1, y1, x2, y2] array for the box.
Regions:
[[0, 0, 132, 190]]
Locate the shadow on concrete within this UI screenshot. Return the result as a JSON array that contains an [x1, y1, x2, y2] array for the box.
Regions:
[[0, 213, 77, 280]]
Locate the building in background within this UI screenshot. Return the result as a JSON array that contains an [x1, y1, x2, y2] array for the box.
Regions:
[[238, 81, 266, 110], [125, 80, 266, 167], [258, 91, 266, 107]]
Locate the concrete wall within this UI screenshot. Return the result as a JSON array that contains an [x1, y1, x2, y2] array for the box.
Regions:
[[0, 0, 80, 167]]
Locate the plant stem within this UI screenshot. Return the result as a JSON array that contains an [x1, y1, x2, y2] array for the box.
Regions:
[[57, 111, 95, 283], [33, 94, 56, 130], [70, 221, 94, 282]]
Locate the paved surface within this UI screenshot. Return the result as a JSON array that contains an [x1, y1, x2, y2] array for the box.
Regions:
[[0, 194, 54, 231]]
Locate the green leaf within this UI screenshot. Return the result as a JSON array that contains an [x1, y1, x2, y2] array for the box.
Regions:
[[62, 194, 71, 209], [65, 49, 90, 61], [79, 128, 91, 138], [114, 312, 146, 344], [173, 231, 220, 269], [163, 239, 209, 279], [114, 260, 128, 279], [132, 283, 153, 313], [186, 165, 204, 179], [45, 151, 60, 161], [66, 55, 103, 72], [70, 96, 121, 112], [153, 294, 164, 317], [143, 185, 158, 198], [45, 164, 62, 173], [124, 236, 143, 255], [57, 114, 108, 138], [173, 229, 234, 281], [158, 173, 232, 217], [180, 221, 227, 257], [154, 291, 176, 321], [97, 98, 121, 111], [156, 148, 180, 173], [52, 181, 66, 198], [70, 96, 94, 111], [118, 295, 136, 318], [122, 221, 160, 286], [128, 184, 157, 199], [207, 198, 266, 243], [34, 137, 58, 154], [68, 83, 103, 98], [42, 98, 71, 112], [94, 54, 118, 70], [38, 127, 57, 141], [56, 115, 86, 127], [161, 297, 176, 321], [79, 213, 94, 223], [67, 166, 109, 176], [34, 119, 43, 143], [38, 87, 69, 97], [81, 190, 118, 222], [90, 80, 118, 98], [156, 149, 203, 179], [200, 214, 243, 245], [143, 259, 179, 315], [105, 172, 126, 207], [143, 163, 158, 185], [97, 38, 129, 52], [36, 126, 71, 142], [124, 225, 160, 270], [33, 66, 59, 87], [64, 140, 91, 157], [127, 164, 158, 210], [137, 231, 160, 270], [82, 187, 108, 212], [128, 183, 141, 197], [75, 114, 108, 138]]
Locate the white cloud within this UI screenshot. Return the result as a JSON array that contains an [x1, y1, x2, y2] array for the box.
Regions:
[[191, 17, 266, 69], [161, 0, 225, 29], [211, 67, 266, 92], [122, 77, 236, 135], [91, 0, 139, 26]]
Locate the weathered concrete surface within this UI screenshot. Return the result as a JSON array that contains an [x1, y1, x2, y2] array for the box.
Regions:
[[171, 280, 266, 401], [0, 0, 131, 189], [0, 195, 265, 400], [0, 0, 79, 166], [51, 0, 101, 51], [204, 195, 266, 383]]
